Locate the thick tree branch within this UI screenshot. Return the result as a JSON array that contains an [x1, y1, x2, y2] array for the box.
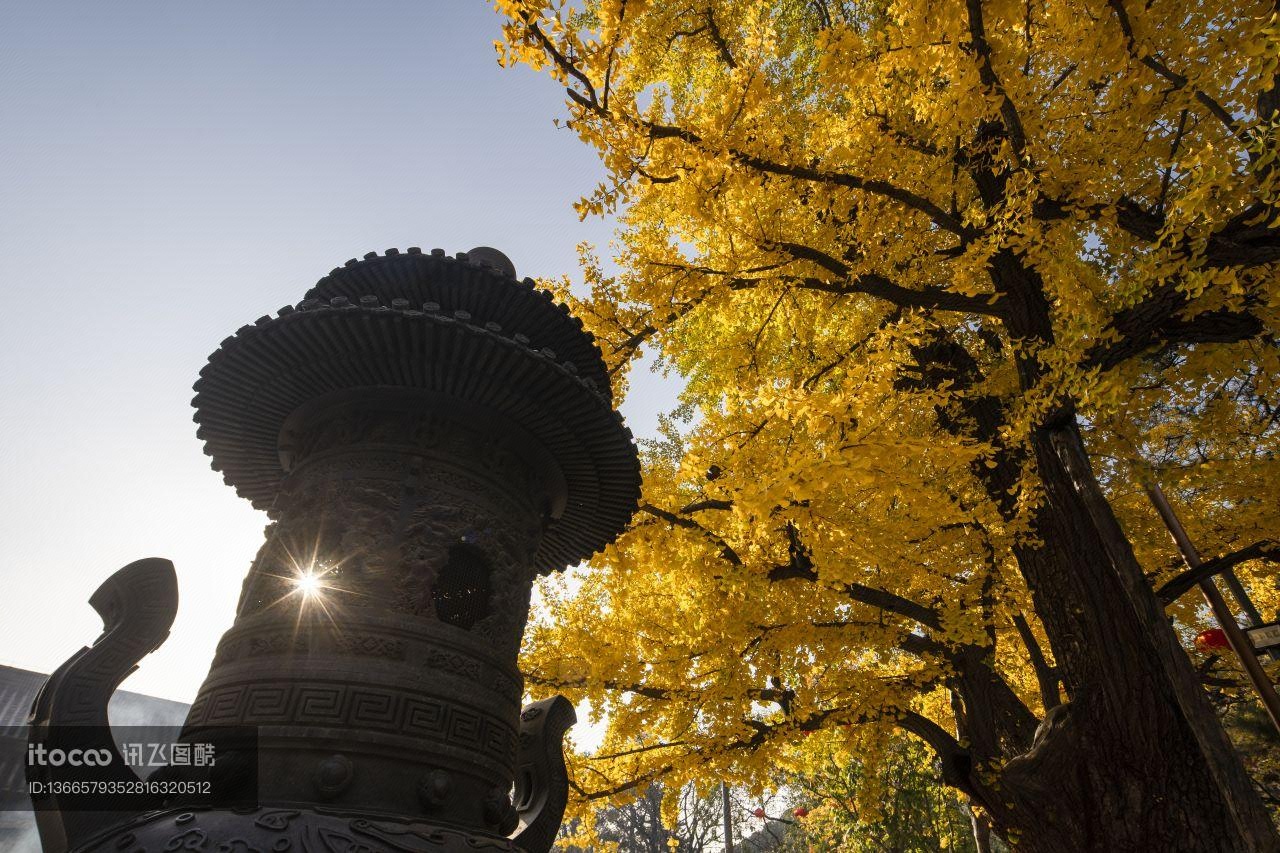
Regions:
[[843, 582, 943, 630], [678, 498, 733, 514], [571, 704, 874, 801], [528, 672, 797, 713], [562, 88, 972, 237], [766, 556, 943, 631], [640, 502, 744, 565], [644, 498, 946, 633], [650, 244, 1004, 318], [898, 710, 976, 794], [768, 241, 1005, 316], [1157, 540, 1280, 604], [573, 764, 675, 801], [1085, 280, 1266, 371], [963, 0, 1028, 160], [1037, 197, 1280, 270], [868, 110, 946, 158], [592, 741, 689, 761], [899, 630, 949, 658], [702, 9, 737, 69], [804, 319, 892, 390], [666, 8, 736, 69], [1112, 199, 1280, 270], [526, 21, 598, 105], [794, 274, 1004, 316]]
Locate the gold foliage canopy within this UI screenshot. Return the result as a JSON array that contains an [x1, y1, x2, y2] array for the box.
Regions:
[[497, 0, 1280, 843]]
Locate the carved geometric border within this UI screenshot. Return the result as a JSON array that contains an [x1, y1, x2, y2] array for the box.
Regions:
[[189, 682, 516, 761]]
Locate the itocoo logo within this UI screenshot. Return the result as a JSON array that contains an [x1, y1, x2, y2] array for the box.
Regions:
[[27, 744, 113, 767]]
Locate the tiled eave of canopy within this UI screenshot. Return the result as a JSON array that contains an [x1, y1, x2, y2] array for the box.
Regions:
[[192, 249, 641, 575]]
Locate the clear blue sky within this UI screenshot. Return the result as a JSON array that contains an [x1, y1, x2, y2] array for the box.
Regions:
[[0, 1, 675, 704]]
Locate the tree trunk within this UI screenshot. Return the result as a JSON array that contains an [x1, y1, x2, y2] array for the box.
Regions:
[[982, 419, 1280, 851], [951, 644, 1039, 762], [907, 296, 1276, 848]]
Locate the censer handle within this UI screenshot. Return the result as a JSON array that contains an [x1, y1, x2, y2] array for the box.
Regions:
[[510, 694, 576, 853], [27, 558, 178, 853]]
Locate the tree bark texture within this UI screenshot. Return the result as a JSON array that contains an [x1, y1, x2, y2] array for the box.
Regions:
[[974, 420, 1280, 851], [910, 279, 1279, 848]]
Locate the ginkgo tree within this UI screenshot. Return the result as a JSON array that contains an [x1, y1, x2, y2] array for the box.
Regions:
[[496, 0, 1280, 849]]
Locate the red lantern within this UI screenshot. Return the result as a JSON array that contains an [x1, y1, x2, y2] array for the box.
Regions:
[[1195, 628, 1230, 652], [753, 808, 766, 819], [793, 807, 809, 818]]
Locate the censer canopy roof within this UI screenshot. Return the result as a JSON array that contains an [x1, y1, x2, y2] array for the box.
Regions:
[[192, 247, 641, 574]]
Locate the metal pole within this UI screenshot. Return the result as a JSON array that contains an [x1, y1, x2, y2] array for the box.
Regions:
[[1221, 567, 1265, 627], [1220, 567, 1280, 663], [1145, 481, 1280, 736], [721, 781, 734, 853]]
